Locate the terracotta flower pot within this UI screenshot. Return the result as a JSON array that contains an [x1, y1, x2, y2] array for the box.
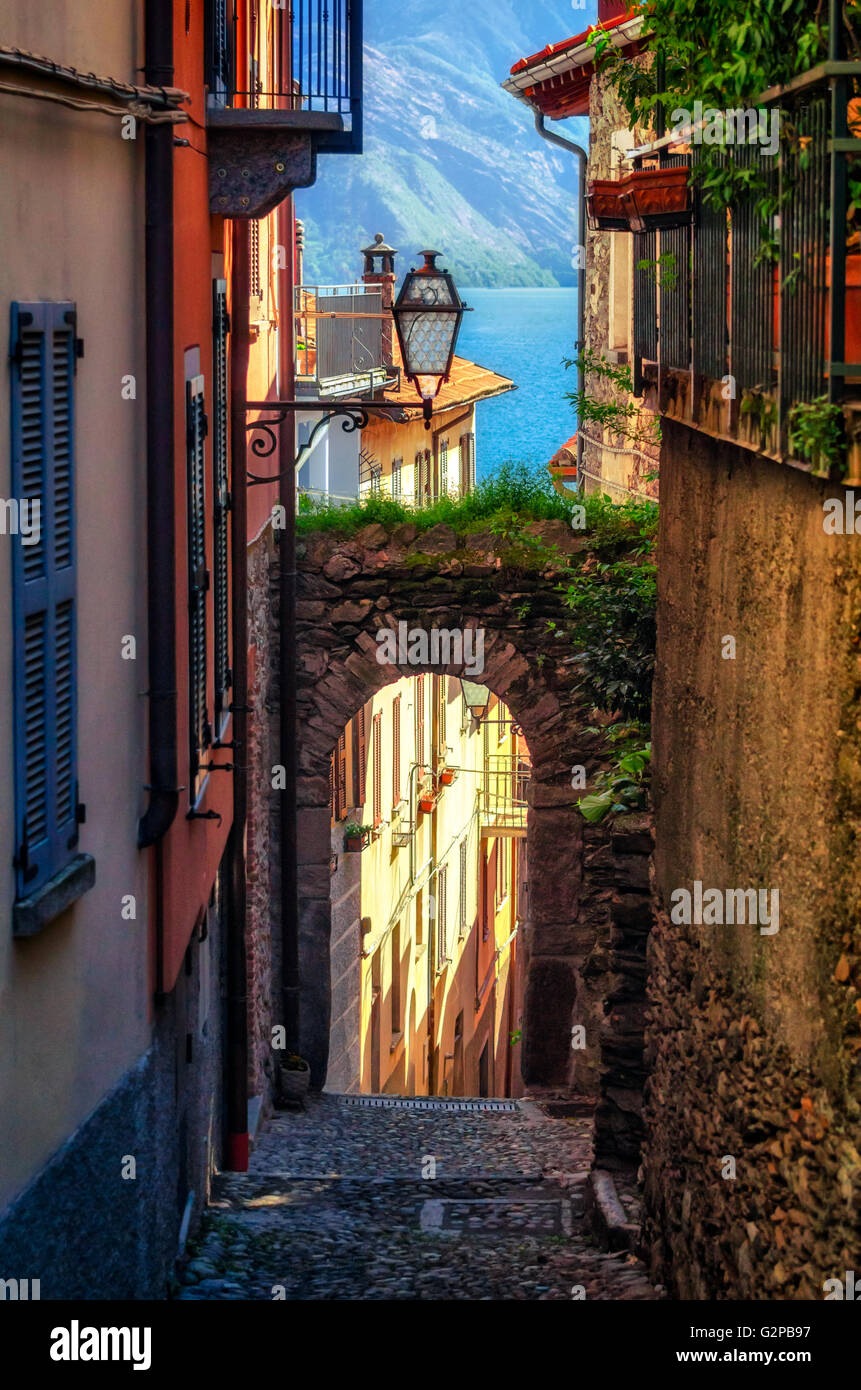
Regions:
[[345, 831, 369, 852], [440, 769, 455, 786], [618, 166, 691, 232], [587, 178, 629, 231], [419, 795, 436, 814]]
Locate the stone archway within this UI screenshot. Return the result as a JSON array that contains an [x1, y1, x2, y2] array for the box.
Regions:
[[289, 518, 618, 1092]]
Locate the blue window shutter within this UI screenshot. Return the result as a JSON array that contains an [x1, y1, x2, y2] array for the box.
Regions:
[[10, 301, 78, 897]]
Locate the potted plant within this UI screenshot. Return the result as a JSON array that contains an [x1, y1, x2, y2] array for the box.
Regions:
[[439, 767, 456, 786], [277, 1053, 311, 1108], [344, 821, 372, 852], [586, 177, 629, 231], [419, 791, 437, 814]]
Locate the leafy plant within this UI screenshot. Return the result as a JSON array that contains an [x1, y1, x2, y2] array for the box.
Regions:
[[565, 349, 662, 450], [344, 821, 372, 839], [636, 251, 678, 291], [578, 739, 651, 824], [739, 389, 778, 450], [787, 395, 845, 477]]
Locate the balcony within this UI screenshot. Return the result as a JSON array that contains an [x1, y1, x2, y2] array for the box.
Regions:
[[480, 756, 530, 839], [627, 61, 861, 480], [206, 0, 362, 217], [295, 283, 388, 398]]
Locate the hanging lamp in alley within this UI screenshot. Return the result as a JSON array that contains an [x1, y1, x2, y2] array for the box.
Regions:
[[392, 250, 469, 428]]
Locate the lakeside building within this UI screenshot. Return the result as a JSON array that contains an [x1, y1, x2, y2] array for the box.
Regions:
[[504, 0, 659, 501]]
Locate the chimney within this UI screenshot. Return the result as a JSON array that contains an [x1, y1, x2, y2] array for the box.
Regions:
[[295, 219, 305, 288], [361, 232, 398, 372]]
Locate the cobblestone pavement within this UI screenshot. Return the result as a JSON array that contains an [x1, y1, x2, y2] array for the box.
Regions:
[[176, 1094, 662, 1301]]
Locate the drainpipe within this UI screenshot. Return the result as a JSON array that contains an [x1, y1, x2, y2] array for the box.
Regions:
[[534, 112, 587, 473], [279, 205, 301, 1059], [226, 220, 251, 1171], [139, 2, 178, 868]]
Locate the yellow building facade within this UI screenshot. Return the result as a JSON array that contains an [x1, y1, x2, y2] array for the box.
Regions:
[[327, 676, 527, 1098]]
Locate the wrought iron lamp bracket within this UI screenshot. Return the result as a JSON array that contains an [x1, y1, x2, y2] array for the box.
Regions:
[[243, 400, 410, 485]]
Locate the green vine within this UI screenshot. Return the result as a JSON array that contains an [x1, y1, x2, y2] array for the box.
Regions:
[[565, 349, 662, 450]]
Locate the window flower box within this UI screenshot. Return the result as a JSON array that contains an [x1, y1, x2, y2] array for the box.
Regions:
[[587, 166, 691, 233], [344, 822, 372, 852], [439, 767, 456, 786], [419, 793, 437, 814]]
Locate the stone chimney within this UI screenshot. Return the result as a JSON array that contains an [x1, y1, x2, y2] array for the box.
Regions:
[[361, 232, 398, 372], [295, 218, 305, 287]]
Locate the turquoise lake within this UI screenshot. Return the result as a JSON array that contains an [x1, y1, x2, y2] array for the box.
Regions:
[[456, 287, 580, 479]]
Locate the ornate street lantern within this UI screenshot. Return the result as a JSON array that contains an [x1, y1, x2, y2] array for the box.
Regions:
[[392, 250, 469, 428]]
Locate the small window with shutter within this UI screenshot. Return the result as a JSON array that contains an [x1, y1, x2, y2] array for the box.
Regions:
[[212, 280, 231, 730], [10, 301, 81, 898], [372, 712, 382, 828], [187, 373, 211, 796]]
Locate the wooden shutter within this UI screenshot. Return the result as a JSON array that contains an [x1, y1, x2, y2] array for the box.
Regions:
[[437, 864, 448, 963], [337, 730, 347, 817], [392, 457, 402, 500], [392, 694, 401, 806], [355, 704, 367, 804], [439, 439, 449, 496], [187, 374, 210, 789], [415, 675, 425, 772], [459, 839, 468, 933], [212, 280, 231, 727], [10, 302, 79, 896], [372, 712, 382, 828], [460, 432, 476, 493]]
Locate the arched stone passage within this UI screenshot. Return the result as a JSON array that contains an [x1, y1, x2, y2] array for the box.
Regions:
[[289, 519, 618, 1091]]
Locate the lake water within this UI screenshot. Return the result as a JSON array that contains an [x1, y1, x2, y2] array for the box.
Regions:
[[456, 287, 579, 479]]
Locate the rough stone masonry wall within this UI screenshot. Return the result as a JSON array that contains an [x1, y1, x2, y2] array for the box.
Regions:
[[245, 524, 280, 1111], [288, 518, 619, 1095], [594, 812, 654, 1172], [644, 420, 861, 1299]]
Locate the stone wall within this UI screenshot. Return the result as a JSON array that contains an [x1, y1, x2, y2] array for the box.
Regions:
[[285, 518, 620, 1094], [644, 420, 861, 1298], [245, 524, 280, 1112], [593, 813, 653, 1171]]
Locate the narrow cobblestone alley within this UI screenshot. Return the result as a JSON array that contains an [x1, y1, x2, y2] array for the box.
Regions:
[[177, 1096, 661, 1301]]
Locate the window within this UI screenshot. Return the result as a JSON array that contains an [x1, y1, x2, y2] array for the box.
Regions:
[[212, 279, 231, 728], [436, 675, 447, 760], [205, 0, 232, 103], [415, 675, 425, 772], [353, 704, 367, 806], [459, 839, 468, 935], [250, 220, 261, 299], [495, 838, 510, 909], [439, 438, 449, 496], [415, 447, 431, 502], [372, 712, 382, 828], [391, 457, 402, 500], [460, 432, 476, 493], [391, 922, 401, 1033], [335, 731, 347, 819], [392, 694, 402, 807], [437, 864, 448, 964], [186, 373, 211, 792], [10, 301, 80, 897]]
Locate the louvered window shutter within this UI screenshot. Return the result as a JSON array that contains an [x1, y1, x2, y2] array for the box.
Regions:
[[372, 712, 382, 828], [187, 375, 210, 788], [440, 440, 449, 497], [212, 281, 231, 727], [10, 302, 79, 897]]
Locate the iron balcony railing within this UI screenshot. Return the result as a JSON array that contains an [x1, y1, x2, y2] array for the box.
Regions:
[[295, 283, 387, 396], [481, 755, 530, 837], [631, 56, 861, 469], [206, 0, 362, 146]]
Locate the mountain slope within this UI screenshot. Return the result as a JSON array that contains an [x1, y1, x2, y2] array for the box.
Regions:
[[296, 0, 595, 288]]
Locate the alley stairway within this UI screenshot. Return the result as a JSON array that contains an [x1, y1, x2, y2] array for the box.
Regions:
[[175, 1093, 660, 1300]]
